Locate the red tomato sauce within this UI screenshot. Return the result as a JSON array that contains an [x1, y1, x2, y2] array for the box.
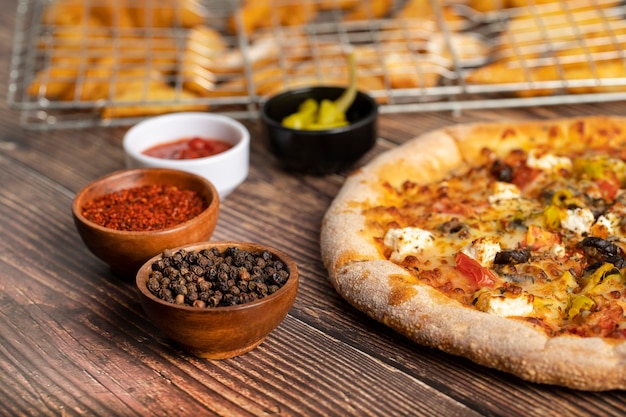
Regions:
[[143, 137, 233, 160]]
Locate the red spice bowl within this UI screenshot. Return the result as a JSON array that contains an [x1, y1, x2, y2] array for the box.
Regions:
[[72, 168, 219, 279], [135, 241, 299, 359]]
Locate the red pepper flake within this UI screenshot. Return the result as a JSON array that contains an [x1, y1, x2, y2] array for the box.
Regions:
[[81, 184, 207, 231]]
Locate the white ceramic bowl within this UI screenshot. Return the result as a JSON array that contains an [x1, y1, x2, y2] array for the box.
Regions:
[[123, 112, 250, 198]]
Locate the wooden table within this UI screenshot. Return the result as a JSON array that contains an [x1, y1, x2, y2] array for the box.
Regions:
[[2, 2, 626, 416]]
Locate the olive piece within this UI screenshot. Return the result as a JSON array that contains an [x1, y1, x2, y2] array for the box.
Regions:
[[580, 237, 626, 269], [493, 249, 531, 265], [438, 219, 468, 234], [490, 159, 514, 182], [580, 237, 618, 256]]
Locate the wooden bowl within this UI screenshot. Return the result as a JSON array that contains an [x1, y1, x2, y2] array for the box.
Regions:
[[72, 168, 219, 279], [135, 241, 299, 359]]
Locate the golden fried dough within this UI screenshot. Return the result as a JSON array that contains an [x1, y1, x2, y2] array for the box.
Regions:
[[179, 26, 228, 96], [396, 0, 466, 31], [101, 81, 207, 119], [63, 63, 167, 101], [343, 0, 394, 20], [28, 63, 81, 99], [316, 0, 361, 10], [127, 0, 206, 28], [465, 57, 626, 97], [467, 0, 506, 13], [42, 0, 101, 26]]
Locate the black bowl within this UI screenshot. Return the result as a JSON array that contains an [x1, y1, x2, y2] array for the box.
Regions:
[[261, 86, 378, 174]]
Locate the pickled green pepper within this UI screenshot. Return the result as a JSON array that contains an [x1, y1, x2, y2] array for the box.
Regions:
[[282, 51, 357, 130]]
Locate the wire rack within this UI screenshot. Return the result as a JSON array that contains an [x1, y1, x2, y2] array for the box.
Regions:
[[8, 0, 626, 129]]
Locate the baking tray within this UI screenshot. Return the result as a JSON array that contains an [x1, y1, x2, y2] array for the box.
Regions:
[[8, 0, 626, 129]]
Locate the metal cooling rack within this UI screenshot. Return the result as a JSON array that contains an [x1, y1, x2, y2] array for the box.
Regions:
[[8, 0, 626, 129]]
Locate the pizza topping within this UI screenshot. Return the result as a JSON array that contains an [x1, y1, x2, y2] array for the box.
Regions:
[[579, 237, 626, 269], [574, 155, 626, 183], [455, 252, 496, 288], [548, 244, 566, 259], [548, 188, 582, 208], [489, 159, 514, 182], [580, 237, 618, 258], [493, 249, 530, 265], [526, 149, 572, 173], [368, 143, 626, 339], [474, 291, 534, 318], [568, 295, 596, 319], [488, 181, 521, 204], [437, 219, 470, 236], [574, 156, 626, 200], [383, 227, 435, 262], [561, 208, 595, 235], [523, 225, 561, 251], [511, 164, 542, 190], [580, 263, 620, 293], [460, 236, 501, 267], [592, 214, 615, 237], [541, 203, 562, 230]]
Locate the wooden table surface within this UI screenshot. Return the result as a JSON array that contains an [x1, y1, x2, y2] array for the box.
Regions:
[[2, 1, 626, 416]]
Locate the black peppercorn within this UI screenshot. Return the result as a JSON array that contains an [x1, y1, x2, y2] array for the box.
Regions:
[[147, 277, 161, 292], [198, 280, 212, 292], [147, 247, 290, 308]]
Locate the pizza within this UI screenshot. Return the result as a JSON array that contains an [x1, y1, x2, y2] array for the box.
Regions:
[[320, 115, 626, 391]]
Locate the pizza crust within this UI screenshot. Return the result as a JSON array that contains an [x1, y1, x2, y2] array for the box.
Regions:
[[446, 115, 626, 164], [321, 116, 626, 390], [330, 259, 626, 390]]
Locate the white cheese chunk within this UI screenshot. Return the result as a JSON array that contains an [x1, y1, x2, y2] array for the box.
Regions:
[[561, 208, 595, 235], [483, 295, 534, 317], [549, 244, 566, 259], [526, 150, 572, 173], [595, 214, 617, 235], [488, 181, 521, 204], [460, 236, 501, 267], [384, 227, 435, 262]]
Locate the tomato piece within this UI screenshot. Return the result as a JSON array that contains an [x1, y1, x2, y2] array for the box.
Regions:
[[598, 304, 624, 330], [455, 252, 496, 289], [432, 197, 477, 216], [595, 177, 620, 200], [522, 225, 561, 250], [512, 165, 542, 189]]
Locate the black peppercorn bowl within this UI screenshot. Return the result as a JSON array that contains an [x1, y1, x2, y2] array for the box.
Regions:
[[135, 241, 299, 359], [261, 86, 378, 174], [72, 168, 220, 280]]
